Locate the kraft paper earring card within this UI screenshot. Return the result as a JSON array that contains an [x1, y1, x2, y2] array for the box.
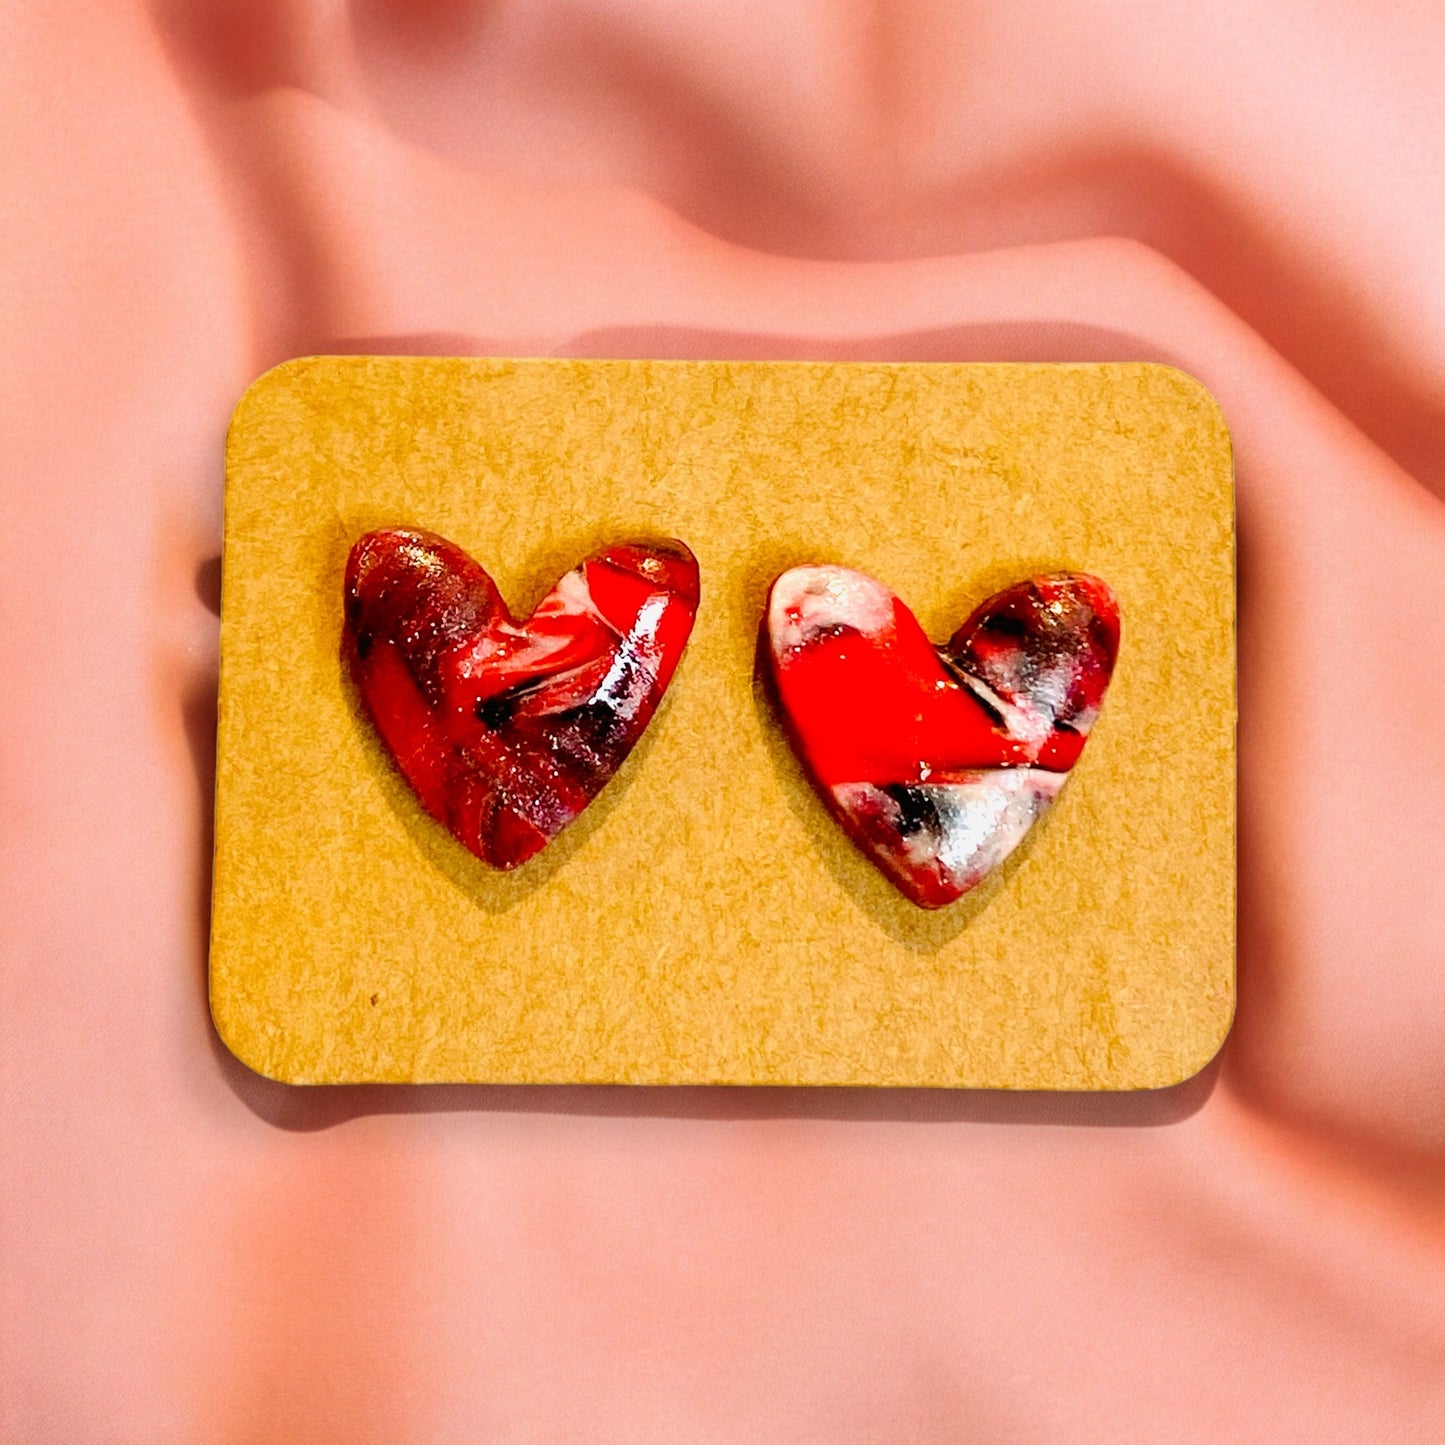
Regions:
[[210, 357, 1235, 1088]]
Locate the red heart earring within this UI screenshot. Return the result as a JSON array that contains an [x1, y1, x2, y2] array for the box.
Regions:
[[762, 565, 1119, 908], [343, 528, 699, 869]]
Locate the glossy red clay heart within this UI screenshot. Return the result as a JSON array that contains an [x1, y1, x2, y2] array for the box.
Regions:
[[344, 529, 699, 870], [764, 567, 1120, 908]]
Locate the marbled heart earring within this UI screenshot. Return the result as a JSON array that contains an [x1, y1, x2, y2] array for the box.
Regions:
[[344, 529, 700, 869], [760, 565, 1120, 908]]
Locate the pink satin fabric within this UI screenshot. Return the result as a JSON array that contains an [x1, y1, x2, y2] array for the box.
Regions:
[[4, 2, 1445, 1437]]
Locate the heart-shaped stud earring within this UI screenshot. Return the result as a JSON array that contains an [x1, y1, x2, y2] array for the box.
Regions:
[[344, 528, 699, 869], [763, 566, 1119, 908]]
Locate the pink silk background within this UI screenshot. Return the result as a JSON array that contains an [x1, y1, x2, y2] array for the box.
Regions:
[[4, 1, 1445, 1437]]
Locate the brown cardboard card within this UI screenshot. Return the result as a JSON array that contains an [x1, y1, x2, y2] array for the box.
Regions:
[[211, 358, 1235, 1087]]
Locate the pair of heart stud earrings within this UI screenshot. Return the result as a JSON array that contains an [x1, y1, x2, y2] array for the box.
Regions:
[[343, 528, 1120, 910]]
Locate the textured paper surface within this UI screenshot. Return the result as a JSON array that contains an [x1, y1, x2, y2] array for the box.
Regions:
[[211, 357, 1235, 1087]]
